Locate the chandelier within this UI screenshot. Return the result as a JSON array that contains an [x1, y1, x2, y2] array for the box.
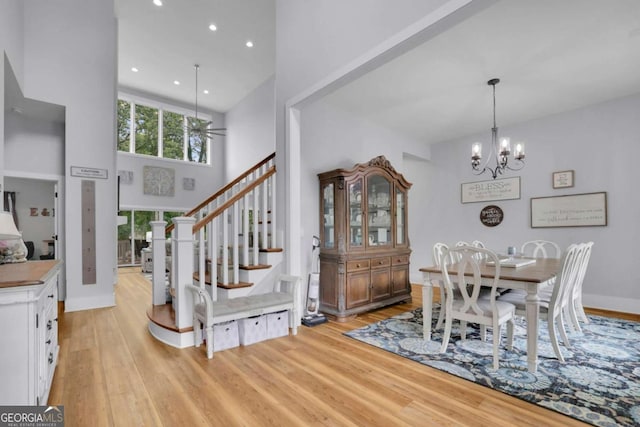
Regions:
[[186, 64, 226, 140], [471, 78, 525, 179]]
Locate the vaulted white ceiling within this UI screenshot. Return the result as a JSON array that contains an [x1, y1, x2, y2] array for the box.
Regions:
[[78, 1, 640, 145], [115, 0, 275, 114]]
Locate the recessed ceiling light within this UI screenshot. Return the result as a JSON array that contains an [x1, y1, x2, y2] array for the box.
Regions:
[[246, 40, 254, 48], [203, 90, 209, 94], [209, 24, 217, 32], [131, 67, 139, 72], [153, 0, 162, 6], [174, 80, 180, 85]]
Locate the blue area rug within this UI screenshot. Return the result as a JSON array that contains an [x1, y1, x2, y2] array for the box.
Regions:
[[344, 306, 640, 427]]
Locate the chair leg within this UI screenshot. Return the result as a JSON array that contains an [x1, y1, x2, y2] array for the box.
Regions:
[[506, 320, 514, 351], [575, 296, 590, 324], [566, 303, 582, 333], [435, 286, 446, 330], [492, 323, 501, 370], [479, 325, 487, 341], [205, 325, 214, 359], [557, 311, 571, 348], [460, 321, 467, 340], [548, 316, 565, 362], [440, 316, 452, 353], [193, 318, 203, 347]]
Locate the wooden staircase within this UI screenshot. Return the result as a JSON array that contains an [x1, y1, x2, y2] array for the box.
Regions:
[[147, 153, 284, 348]]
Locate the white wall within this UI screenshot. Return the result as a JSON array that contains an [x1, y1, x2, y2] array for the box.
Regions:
[[424, 93, 640, 313], [4, 112, 65, 176], [1, 1, 25, 204], [117, 153, 222, 211], [21, 0, 117, 311], [224, 76, 275, 181]]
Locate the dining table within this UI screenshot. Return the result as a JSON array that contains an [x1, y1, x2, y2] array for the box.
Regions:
[[419, 257, 561, 373]]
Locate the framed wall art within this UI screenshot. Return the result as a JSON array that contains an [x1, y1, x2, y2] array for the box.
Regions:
[[531, 192, 607, 228], [461, 177, 520, 204], [552, 170, 574, 189]]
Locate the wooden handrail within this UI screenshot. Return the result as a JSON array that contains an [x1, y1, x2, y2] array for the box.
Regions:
[[166, 152, 275, 233], [193, 166, 276, 234]]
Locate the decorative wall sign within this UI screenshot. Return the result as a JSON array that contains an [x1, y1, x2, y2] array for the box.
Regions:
[[71, 166, 108, 179], [479, 205, 504, 227], [118, 170, 134, 185], [461, 177, 520, 204], [553, 170, 574, 188], [183, 177, 195, 191], [531, 192, 607, 228], [143, 166, 175, 197]]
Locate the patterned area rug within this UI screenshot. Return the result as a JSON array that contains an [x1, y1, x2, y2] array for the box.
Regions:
[[344, 306, 640, 427]]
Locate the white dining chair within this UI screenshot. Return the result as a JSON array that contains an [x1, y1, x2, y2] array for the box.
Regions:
[[566, 242, 593, 333], [432, 242, 450, 330], [440, 246, 515, 370], [498, 244, 581, 362], [521, 240, 562, 259]]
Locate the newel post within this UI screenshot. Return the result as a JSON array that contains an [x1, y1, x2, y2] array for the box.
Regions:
[[150, 220, 167, 306], [173, 216, 196, 329]]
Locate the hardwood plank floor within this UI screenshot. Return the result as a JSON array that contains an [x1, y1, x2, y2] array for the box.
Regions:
[[50, 267, 630, 426]]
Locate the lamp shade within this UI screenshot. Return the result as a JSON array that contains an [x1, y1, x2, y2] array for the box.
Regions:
[[0, 212, 21, 240]]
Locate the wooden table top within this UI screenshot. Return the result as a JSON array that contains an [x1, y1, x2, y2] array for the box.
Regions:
[[419, 257, 561, 284], [0, 259, 62, 288]]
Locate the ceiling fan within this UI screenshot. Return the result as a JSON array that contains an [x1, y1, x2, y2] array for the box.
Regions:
[[186, 64, 226, 139]]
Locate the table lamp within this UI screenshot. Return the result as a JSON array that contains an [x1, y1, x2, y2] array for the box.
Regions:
[[0, 212, 21, 240]]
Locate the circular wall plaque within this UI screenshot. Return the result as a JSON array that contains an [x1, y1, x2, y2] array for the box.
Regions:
[[480, 205, 504, 227]]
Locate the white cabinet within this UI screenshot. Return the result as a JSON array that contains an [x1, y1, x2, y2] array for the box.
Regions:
[[0, 260, 61, 405]]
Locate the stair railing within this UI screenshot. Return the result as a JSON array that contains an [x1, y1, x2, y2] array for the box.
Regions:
[[150, 153, 278, 330]]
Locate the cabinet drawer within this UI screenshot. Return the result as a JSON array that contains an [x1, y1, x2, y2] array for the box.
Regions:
[[392, 255, 409, 266], [370, 257, 390, 269], [347, 259, 370, 272]]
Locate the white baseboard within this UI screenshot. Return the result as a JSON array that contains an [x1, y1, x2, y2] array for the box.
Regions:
[[64, 293, 116, 312], [583, 293, 640, 315], [148, 322, 194, 349]]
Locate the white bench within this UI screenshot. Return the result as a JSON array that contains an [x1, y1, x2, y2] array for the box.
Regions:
[[185, 274, 301, 358]]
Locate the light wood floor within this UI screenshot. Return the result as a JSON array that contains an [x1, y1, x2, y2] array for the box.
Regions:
[[50, 267, 632, 426]]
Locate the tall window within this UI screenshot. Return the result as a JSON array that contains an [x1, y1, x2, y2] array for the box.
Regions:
[[187, 116, 208, 164], [117, 96, 215, 165], [134, 104, 159, 156], [163, 111, 184, 160], [117, 100, 131, 151]]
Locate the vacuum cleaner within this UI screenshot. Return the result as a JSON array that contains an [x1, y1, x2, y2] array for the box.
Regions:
[[302, 235, 327, 326]]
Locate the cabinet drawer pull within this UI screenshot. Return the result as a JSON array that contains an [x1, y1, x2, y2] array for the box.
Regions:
[[48, 294, 55, 299], [47, 320, 52, 330], [378, 261, 384, 265], [46, 339, 51, 345], [356, 264, 361, 268]]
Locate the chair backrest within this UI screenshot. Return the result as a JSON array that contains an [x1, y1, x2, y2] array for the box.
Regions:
[[471, 240, 485, 248], [433, 242, 449, 267], [521, 240, 561, 259], [548, 244, 581, 314], [441, 246, 501, 317], [570, 242, 593, 299]]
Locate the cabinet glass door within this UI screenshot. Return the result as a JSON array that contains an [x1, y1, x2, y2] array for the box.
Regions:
[[367, 175, 391, 247], [348, 179, 363, 247], [322, 183, 335, 248], [396, 188, 406, 245]]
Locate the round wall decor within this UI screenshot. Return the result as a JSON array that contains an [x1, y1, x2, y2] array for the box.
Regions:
[[480, 205, 504, 227]]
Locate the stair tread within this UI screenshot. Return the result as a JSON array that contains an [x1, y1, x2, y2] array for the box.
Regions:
[[239, 264, 271, 270], [193, 272, 253, 289]]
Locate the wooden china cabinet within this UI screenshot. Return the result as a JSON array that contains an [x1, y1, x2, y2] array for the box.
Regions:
[[318, 155, 412, 321]]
